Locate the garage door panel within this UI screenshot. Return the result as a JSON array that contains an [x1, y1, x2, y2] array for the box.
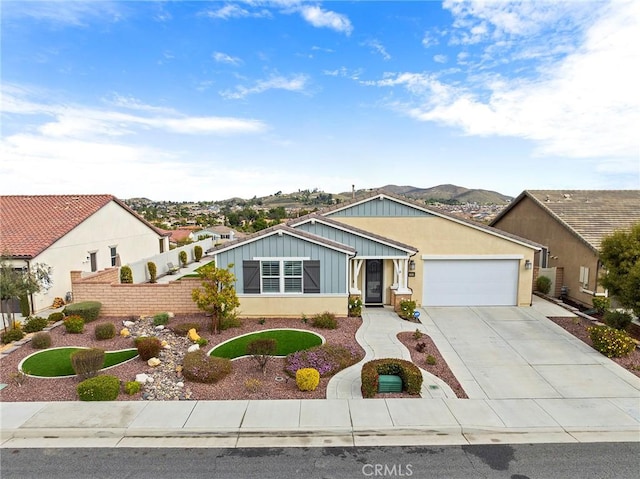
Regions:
[[423, 259, 518, 306]]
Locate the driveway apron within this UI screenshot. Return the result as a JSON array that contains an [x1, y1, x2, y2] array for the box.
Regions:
[[419, 306, 640, 401]]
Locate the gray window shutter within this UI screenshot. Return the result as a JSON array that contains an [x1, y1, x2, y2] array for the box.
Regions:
[[303, 260, 320, 294], [243, 260, 260, 294]]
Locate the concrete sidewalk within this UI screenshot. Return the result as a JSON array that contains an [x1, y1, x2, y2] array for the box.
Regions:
[[2, 396, 638, 448]]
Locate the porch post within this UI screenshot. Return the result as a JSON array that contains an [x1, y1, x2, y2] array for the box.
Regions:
[[350, 258, 363, 294], [393, 258, 412, 294]]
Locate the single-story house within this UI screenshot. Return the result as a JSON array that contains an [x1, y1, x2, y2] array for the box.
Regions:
[[196, 225, 244, 244], [490, 190, 640, 308], [209, 190, 541, 317], [0, 194, 170, 313]]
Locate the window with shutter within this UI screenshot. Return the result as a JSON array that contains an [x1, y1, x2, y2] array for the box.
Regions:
[[243, 260, 260, 294]]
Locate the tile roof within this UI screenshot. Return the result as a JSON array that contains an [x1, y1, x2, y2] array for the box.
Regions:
[[493, 190, 640, 251], [0, 194, 165, 258]]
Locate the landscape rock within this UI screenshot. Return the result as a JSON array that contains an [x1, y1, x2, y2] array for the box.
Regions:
[[187, 344, 200, 353], [147, 357, 161, 367]]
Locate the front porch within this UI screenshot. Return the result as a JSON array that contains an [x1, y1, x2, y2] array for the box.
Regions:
[[348, 257, 413, 310]]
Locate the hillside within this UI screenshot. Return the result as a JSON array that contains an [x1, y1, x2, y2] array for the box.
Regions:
[[341, 184, 512, 205]]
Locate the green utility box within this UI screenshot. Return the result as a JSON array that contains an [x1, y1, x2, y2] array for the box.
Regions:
[[378, 375, 403, 393]]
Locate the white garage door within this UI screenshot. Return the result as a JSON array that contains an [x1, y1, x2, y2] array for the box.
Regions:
[[423, 259, 519, 306]]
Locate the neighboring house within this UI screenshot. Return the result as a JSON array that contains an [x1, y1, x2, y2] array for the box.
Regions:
[[163, 229, 196, 246], [209, 190, 541, 317], [196, 226, 244, 244], [490, 190, 640, 308], [0, 194, 170, 313]]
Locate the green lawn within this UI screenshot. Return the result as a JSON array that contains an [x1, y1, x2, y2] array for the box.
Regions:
[[209, 329, 323, 359], [20, 348, 139, 377]]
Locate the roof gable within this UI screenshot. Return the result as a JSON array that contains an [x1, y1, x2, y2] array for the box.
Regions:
[[492, 190, 640, 251], [0, 194, 165, 258]]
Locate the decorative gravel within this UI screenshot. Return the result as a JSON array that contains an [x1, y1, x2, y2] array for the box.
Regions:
[[0, 315, 364, 402]]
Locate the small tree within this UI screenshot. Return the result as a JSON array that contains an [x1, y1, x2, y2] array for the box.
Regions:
[[191, 263, 240, 334], [147, 261, 157, 283], [246, 338, 277, 376], [179, 250, 188, 268], [120, 265, 133, 284], [194, 245, 203, 262], [599, 223, 640, 317], [0, 257, 52, 331]]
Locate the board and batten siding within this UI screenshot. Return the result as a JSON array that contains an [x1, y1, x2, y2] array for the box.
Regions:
[[295, 222, 410, 257], [328, 197, 433, 217], [214, 233, 349, 294]]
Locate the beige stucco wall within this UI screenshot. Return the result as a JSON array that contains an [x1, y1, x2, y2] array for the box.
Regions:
[[31, 201, 165, 312], [236, 295, 348, 318], [492, 197, 602, 307], [335, 215, 537, 307]]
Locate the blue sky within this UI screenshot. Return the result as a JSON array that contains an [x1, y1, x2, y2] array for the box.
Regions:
[[1, 0, 638, 201]]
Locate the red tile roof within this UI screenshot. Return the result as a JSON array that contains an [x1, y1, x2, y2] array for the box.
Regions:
[[0, 195, 165, 258]]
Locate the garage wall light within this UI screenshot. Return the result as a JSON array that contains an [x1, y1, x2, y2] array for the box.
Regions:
[[409, 260, 415, 271], [524, 259, 532, 270]]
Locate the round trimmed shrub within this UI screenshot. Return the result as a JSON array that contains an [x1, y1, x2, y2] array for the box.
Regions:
[[63, 301, 102, 323], [22, 316, 48, 333], [64, 315, 85, 334], [603, 310, 633, 331], [147, 261, 157, 283], [31, 332, 52, 349], [124, 381, 141, 395], [134, 336, 162, 361], [182, 351, 232, 383], [194, 245, 203, 262], [1, 328, 24, 344], [296, 368, 320, 391], [120, 265, 133, 284], [179, 250, 188, 267], [77, 375, 120, 401], [311, 311, 338, 329], [94, 322, 116, 340], [48, 312, 64, 323], [71, 348, 105, 379], [536, 275, 552, 294]]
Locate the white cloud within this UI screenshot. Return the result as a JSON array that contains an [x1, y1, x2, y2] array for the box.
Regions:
[[433, 54, 448, 64], [364, 40, 391, 61], [299, 5, 353, 35], [371, 0, 640, 172], [220, 74, 309, 99], [212, 52, 243, 66], [201, 4, 272, 20], [422, 32, 439, 48], [1, 0, 125, 27]]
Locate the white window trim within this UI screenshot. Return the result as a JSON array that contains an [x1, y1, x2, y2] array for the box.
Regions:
[[257, 257, 309, 294]]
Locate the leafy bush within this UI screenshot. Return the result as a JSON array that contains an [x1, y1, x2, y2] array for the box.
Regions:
[[153, 312, 170, 326], [19, 294, 30, 317], [426, 355, 437, 365], [120, 265, 133, 284], [415, 342, 426, 353], [592, 296, 611, 314], [196, 337, 208, 347], [246, 338, 277, 375], [182, 351, 232, 383], [536, 275, 552, 294], [134, 336, 162, 361], [48, 312, 64, 323], [361, 358, 423, 398], [348, 296, 362, 317], [603, 310, 633, 331], [1, 327, 24, 344], [63, 301, 102, 323], [124, 381, 141, 395], [244, 378, 262, 393], [179, 250, 188, 267], [94, 322, 116, 340], [285, 344, 362, 377], [194, 245, 203, 262], [77, 375, 120, 401], [588, 325, 636, 358], [64, 315, 85, 333], [311, 311, 338, 329], [71, 348, 106, 379], [22, 316, 48, 333], [147, 261, 157, 283], [170, 322, 201, 336], [296, 368, 320, 391], [413, 329, 423, 340], [31, 332, 52, 349], [220, 315, 242, 330], [398, 300, 416, 320]]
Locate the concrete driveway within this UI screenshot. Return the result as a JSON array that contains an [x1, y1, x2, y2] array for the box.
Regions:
[[419, 303, 640, 402]]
